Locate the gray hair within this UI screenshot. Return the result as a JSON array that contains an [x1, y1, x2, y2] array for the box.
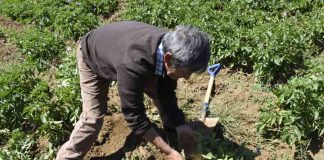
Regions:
[[161, 25, 210, 73]]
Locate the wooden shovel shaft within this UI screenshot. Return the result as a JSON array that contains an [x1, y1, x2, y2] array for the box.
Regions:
[[204, 76, 215, 103], [201, 76, 215, 122]]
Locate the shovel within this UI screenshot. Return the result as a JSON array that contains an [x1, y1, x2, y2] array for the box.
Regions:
[[200, 63, 221, 127], [188, 64, 222, 159]]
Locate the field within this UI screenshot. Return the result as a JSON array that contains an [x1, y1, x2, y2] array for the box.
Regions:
[[0, 0, 323, 160]]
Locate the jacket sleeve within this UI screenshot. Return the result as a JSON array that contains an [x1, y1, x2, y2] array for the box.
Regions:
[[155, 76, 186, 128], [116, 64, 152, 135]]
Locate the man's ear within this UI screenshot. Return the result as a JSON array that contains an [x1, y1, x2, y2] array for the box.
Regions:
[[164, 52, 172, 69]]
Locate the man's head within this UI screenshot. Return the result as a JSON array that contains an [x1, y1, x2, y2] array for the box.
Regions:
[[161, 25, 210, 80]]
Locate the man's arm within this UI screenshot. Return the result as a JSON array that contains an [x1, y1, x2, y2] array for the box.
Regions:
[[117, 64, 182, 159], [155, 76, 198, 156], [155, 76, 186, 128], [142, 127, 182, 159]]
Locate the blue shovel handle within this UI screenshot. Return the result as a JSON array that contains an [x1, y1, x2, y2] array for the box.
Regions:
[[207, 63, 222, 77]]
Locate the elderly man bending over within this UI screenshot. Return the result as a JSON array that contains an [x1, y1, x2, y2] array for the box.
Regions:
[[57, 21, 211, 160]]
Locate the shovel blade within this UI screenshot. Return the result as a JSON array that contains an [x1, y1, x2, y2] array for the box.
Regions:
[[190, 117, 220, 137], [204, 117, 219, 128]]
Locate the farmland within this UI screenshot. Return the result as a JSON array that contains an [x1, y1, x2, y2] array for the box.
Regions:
[[0, 0, 323, 159]]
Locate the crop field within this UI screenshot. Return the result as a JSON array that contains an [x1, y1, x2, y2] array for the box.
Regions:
[[0, 0, 323, 159]]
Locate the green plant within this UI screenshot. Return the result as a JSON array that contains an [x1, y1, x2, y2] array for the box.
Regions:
[[0, 0, 118, 40], [0, 64, 39, 130], [52, 4, 99, 40], [53, 49, 82, 127], [0, 28, 5, 38], [0, 129, 36, 160], [0, 57, 80, 159], [194, 131, 256, 160], [0, 0, 119, 158], [123, 0, 323, 85], [257, 59, 324, 156], [79, 0, 118, 17], [13, 28, 65, 70], [251, 21, 318, 84]]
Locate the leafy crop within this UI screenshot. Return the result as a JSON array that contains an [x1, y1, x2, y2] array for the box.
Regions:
[[0, 0, 117, 40], [53, 49, 82, 129], [52, 4, 98, 40], [79, 0, 118, 17], [0, 129, 37, 159], [257, 59, 324, 157], [123, 0, 323, 85], [193, 131, 256, 160], [13, 28, 65, 70], [0, 64, 57, 159], [0, 50, 81, 159], [0, 0, 117, 159], [0, 28, 4, 38], [0, 64, 39, 130]]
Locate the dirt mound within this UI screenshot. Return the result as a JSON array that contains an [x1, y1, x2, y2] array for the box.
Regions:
[[84, 114, 133, 160]]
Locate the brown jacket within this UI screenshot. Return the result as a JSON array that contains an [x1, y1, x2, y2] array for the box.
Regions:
[[81, 21, 185, 135]]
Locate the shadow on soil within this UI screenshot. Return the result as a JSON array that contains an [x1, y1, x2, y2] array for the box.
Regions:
[[303, 136, 324, 160], [190, 121, 259, 160]]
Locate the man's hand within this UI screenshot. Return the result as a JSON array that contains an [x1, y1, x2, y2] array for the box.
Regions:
[[142, 127, 182, 160], [176, 124, 198, 157], [167, 149, 183, 160]]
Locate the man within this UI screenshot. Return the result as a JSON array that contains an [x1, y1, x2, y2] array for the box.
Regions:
[[56, 21, 210, 159]]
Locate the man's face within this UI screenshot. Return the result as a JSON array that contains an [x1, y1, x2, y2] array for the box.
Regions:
[[163, 52, 192, 80], [166, 67, 192, 80]]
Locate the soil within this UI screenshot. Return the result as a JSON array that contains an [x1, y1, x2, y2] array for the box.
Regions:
[[0, 15, 24, 31], [0, 16, 23, 68], [85, 68, 295, 160], [0, 37, 20, 70]]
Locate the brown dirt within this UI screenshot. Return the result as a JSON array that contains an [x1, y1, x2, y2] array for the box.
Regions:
[[0, 15, 24, 31], [0, 15, 24, 68], [0, 37, 19, 63], [0, 37, 21, 72], [85, 68, 295, 160]]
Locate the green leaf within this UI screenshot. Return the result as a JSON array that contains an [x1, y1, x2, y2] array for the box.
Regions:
[[41, 114, 47, 124], [319, 128, 324, 136], [314, 110, 319, 120], [202, 152, 216, 160]]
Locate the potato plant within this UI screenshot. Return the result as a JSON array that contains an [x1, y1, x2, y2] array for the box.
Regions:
[[0, 0, 119, 158], [0, 51, 82, 159], [53, 49, 82, 129], [192, 131, 256, 160], [0, 0, 117, 40], [13, 28, 65, 70], [257, 59, 324, 157], [123, 0, 323, 85], [0, 28, 4, 38]]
